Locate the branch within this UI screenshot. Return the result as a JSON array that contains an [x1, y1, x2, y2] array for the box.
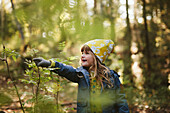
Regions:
[[35, 67, 41, 103], [0, 57, 6, 61], [10, 0, 25, 42], [2, 45, 25, 113]]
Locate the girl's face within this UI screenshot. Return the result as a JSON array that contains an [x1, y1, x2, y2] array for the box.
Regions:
[[81, 50, 94, 68]]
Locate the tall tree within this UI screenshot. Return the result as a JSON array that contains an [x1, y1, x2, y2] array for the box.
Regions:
[[142, 0, 151, 73], [109, 0, 115, 40], [1, 0, 5, 41], [10, 0, 25, 44], [122, 0, 133, 84], [93, 0, 104, 38]]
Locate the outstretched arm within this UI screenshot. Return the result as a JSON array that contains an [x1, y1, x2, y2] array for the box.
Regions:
[[52, 61, 80, 83], [33, 58, 80, 83]]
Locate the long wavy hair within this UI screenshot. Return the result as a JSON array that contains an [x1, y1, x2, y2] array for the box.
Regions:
[[81, 45, 112, 89]]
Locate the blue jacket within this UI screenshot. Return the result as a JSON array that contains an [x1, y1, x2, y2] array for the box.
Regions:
[[53, 61, 129, 113]]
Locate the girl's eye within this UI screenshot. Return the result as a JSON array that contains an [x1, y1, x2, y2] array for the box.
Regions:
[[82, 51, 90, 54], [82, 51, 89, 54], [81, 52, 86, 55]]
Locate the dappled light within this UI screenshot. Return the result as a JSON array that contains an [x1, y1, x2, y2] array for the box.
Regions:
[[0, 0, 169, 113]]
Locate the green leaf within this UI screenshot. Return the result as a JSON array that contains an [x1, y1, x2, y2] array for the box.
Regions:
[[7, 81, 13, 84], [12, 56, 16, 62]]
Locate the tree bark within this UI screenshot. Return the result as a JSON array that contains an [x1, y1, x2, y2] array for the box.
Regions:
[[126, 0, 131, 34], [109, 0, 115, 40], [94, 0, 97, 14], [93, 0, 104, 38], [10, 0, 25, 44], [122, 0, 133, 84], [142, 0, 151, 73], [1, 0, 5, 41]]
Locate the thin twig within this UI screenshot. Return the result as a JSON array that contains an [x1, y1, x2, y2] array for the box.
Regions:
[[35, 67, 41, 103], [56, 91, 59, 113]]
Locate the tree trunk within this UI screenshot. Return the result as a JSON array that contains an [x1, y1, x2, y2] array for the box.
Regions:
[[109, 0, 115, 40], [142, 0, 151, 73], [93, 0, 104, 38], [126, 0, 131, 34], [10, 0, 25, 44], [1, 0, 5, 41], [94, 0, 97, 15], [122, 0, 133, 84]]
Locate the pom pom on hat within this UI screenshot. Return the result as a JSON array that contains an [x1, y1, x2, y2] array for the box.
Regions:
[[84, 39, 115, 62]]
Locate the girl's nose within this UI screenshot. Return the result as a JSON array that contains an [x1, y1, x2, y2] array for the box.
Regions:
[[81, 53, 85, 58]]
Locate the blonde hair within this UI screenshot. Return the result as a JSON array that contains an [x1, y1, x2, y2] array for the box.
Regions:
[[81, 45, 112, 89]]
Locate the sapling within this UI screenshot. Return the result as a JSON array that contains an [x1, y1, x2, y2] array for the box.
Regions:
[[0, 45, 25, 113], [21, 45, 75, 112]]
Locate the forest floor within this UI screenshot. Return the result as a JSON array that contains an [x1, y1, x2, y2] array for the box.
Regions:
[[0, 75, 77, 113], [0, 75, 169, 113]]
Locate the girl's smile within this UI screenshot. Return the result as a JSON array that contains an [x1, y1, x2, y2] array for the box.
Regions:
[[81, 50, 94, 68]]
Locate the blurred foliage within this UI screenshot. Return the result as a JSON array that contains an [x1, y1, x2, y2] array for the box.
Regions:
[[0, 92, 13, 107], [0, 0, 169, 112]]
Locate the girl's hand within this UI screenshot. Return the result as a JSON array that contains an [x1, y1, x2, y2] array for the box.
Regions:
[[33, 58, 51, 67]]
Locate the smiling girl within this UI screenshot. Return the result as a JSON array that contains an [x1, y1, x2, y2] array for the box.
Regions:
[[33, 39, 129, 113]]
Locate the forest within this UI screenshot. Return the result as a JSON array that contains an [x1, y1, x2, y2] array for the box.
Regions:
[[0, 0, 169, 113]]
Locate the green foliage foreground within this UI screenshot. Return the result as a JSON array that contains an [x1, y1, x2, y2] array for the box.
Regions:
[[0, 46, 75, 112]]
